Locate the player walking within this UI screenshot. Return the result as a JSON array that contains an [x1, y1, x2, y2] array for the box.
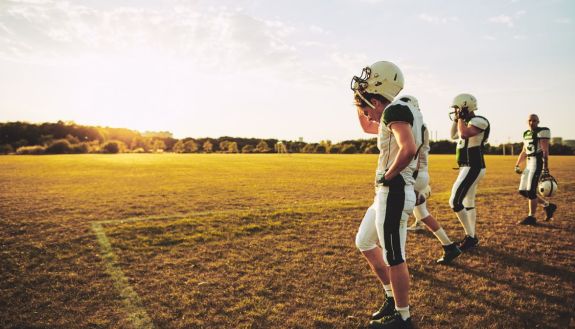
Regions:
[[515, 114, 557, 225]]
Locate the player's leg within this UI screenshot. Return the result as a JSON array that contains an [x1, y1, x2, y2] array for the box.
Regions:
[[412, 194, 461, 263], [449, 167, 479, 241], [372, 185, 415, 326], [461, 168, 486, 237], [518, 160, 541, 225], [356, 204, 395, 320]]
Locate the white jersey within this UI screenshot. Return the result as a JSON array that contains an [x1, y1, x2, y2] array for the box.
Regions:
[[417, 123, 430, 172], [523, 127, 550, 158], [455, 116, 490, 168], [376, 99, 424, 186]]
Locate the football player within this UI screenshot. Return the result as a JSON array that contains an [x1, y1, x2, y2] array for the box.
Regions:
[[449, 94, 490, 251], [352, 61, 421, 329], [515, 114, 557, 225], [401, 95, 462, 265]]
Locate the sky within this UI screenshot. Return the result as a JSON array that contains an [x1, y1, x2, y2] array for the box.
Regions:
[[1, 0, 574, 145]]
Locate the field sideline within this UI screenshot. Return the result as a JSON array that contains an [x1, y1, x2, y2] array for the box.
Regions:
[[1, 154, 574, 328]]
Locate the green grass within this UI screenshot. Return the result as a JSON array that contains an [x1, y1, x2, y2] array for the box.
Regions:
[[1, 154, 574, 328]]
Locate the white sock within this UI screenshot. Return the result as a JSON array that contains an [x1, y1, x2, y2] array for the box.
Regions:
[[383, 284, 393, 298], [433, 228, 452, 246], [395, 305, 410, 320], [466, 208, 476, 236], [456, 209, 474, 237]]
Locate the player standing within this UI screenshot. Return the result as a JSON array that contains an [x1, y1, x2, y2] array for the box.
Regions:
[[449, 94, 490, 251], [352, 61, 421, 329]]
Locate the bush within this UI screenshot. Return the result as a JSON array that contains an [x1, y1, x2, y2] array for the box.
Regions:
[[364, 144, 379, 154], [315, 145, 327, 154], [242, 144, 254, 153], [101, 140, 126, 154], [341, 144, 358, 154], [71, 143, 89, 154], [329, 145, 341, 154], [45, 139, 73, 154], [16, 145, 46, 155], [0, 144, 14, 154]]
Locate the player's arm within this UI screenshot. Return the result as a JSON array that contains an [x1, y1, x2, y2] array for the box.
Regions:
[[357, 107, 379, 134], [450, 119, 459, 140], [457, 119, 483, 138], [515, 148, 527, 167], [514, 147, 527, 173], [540, 138, 550, 171], [383, 122, 417, 180]]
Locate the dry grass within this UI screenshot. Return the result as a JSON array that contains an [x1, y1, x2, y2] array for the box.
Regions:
[[0, 154, 574, 328]]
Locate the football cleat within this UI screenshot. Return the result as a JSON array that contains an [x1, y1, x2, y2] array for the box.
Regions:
[[369, 311, 413, 329], [371, 296, 396, 320], [458, 235, 479, 251], [437, 243, 462, 265], [517, 216, 537, 226], [544, 203, 557, 221]]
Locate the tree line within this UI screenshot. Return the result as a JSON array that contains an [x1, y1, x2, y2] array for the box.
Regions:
[[0, 121, 573, 155]]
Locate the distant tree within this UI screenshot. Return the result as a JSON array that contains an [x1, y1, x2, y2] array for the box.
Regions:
[[0, 144, 14, 154], [16, 145, 46, 155], [364, 144, 379, 154], [172, 140, 185, 153], [101, 140, 126, 154], [302, 143, 317, 153], [341, 144, 357, 154], [203, 140, 213, 153], [183, 140, 198, 153], [429, 140, 457, 154], [329, 144, 341, 154], [256, 140, 271, 153], [228, 142, 239, 153], [315, 144, 327, 154], [45, 139, 73, 154], [219, 140, 231, 153], [242, 144, 254, 153], [152, 139, 166, 152]]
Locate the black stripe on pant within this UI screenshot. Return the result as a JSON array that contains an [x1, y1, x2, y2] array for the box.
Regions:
[[451, 167, 481, 212], [527, 157, 543, 199], [383, 182, 406, 266]]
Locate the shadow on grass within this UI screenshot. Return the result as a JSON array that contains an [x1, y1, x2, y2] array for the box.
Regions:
[[413, 244, 574, 328]]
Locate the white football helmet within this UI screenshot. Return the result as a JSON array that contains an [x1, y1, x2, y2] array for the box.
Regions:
[[351, 61, 404, 108], [538, 175, 558, 197], [399, 95, 419, 110], [451, 93, 478, 112]]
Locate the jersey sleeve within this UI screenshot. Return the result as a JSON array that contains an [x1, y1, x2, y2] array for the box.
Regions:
[[382, 104, 414, 127], [537, 127, 551, 139], [468, 117, 488, 131]]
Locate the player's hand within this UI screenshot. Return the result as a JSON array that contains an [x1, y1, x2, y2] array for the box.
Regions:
[[514, 166, 522, 174], [542, 168, 550, 177]]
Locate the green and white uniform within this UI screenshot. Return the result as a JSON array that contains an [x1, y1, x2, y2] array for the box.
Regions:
[[356, 99, 422, 266], [449, 116, 490, 212], [519, 127, 550, 199]]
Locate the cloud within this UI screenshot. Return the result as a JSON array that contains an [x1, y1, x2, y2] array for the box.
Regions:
[[488, 10, 526, 28], [489, 15, 514, 27], [0, 1, 305, 74], [482, 35, 497, 41], [418, 13, 459, 24], [555, 17, 571, 24]]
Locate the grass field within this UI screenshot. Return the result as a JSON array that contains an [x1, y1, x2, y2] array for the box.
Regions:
[[1, 154, 574, 329]]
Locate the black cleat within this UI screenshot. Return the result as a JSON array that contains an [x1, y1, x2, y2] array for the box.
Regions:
[[369, 311, 413, 329], [544, 203, 557, 221], [458, 235, 479, 252], [437, 243, 462, 264], [518, 216, 537, 226], [371, 296, 395, 320]]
